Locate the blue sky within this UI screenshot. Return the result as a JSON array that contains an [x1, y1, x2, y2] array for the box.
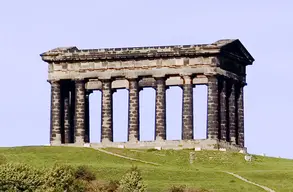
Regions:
[[0, 1, 292, 159]]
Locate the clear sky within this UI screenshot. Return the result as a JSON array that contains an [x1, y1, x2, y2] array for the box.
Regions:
[[0, 0, 292, 159]]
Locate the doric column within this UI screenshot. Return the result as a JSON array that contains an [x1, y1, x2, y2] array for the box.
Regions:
[[69, 82, 76, 143], [63, 84, 71, 144], [155, 77, 166, 141], [128, 78, 139, 142], [228, 80, 236, 144], [236, 83, 245, 147], [101, 79, 113, 142], [50, 80, 62, 145], [74, 79, 85, 144], [182, 75, 193, 140], [84, 91, 90, 143], [207, 76, 220, 139], [219, 77, 228, 141]]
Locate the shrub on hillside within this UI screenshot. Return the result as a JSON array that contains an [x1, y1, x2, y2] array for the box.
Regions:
[[85, 180, 119, 192], [169, 185, 186, 192], [168, 185, 211, 192], [117, 166, 146, 192], [43, 164, 85, 192], [75, 165, 96, 182], [105, 180, 120, 192], [0, 163, 44, 191]]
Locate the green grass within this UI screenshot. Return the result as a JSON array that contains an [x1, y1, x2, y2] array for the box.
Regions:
[[0, 146, 292, 191]]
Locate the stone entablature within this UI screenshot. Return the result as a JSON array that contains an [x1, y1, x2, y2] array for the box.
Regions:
[[41, 39, 254, 150]]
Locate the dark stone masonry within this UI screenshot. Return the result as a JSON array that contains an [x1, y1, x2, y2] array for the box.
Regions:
[[41, 39, 254, 151], [155, 77, 167, 141], [128, 79, 139, 142], [182, 76, 193, 140], [101, 80, 113, 142]]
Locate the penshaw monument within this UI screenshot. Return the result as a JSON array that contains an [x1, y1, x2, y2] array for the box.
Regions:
[[41, 39, 254, 151]]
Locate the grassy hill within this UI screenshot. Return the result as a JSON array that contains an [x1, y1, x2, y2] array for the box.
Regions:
[[0, 146, 292, 191]]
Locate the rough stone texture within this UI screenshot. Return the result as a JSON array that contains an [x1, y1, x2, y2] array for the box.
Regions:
[[101, 80, 113, 142], [182, 76, 193, 140], [228, 81, 236, 144], [50, 80, 62, 145], [219, 77, 227, 141], [84, 91, 90, 143], [207, 76, 219, 139], [237, 83, 245, 147], [155, 77, 166, 141], [63, 85, 71, 144], [74, 80, 85, 144], [69, 82, 76, 143], [42, 41, 254, 84], [128, 79, 139, 142], [42, 39, 254, 151]]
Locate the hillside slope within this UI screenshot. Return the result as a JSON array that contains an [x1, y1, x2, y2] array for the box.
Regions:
[[0, 146, 292, 191]]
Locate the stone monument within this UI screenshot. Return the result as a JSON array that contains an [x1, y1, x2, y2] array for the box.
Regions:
[[40, 39, 254, 151]]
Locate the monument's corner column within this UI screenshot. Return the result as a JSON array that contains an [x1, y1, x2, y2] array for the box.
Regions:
[[182, 75, 194, 140], [237, 82, 245, 147], [228, 80, 237, 145], [219, 77, 228, 142], [101, 79, 113, 143], [49, 80, 62, 145], [128, 78, 140, 142], [74, 79, 86, 145], [155, 76, 166, 141], [207, 76, 220, 140], [84, 90, 91, 143], [63, 83, 71, 144]]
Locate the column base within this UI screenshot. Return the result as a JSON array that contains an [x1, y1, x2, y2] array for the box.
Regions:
[[128, 134, 139, 143], [74, 136, 85, 145], [52, 139, 246, 153], [89, 139, 246, 153], [50, 141, 62, 146], [230, 137, 237, 145], [155, 136, 165, 142], [102, 138, 113, 144], [50, 134, 62, 145]]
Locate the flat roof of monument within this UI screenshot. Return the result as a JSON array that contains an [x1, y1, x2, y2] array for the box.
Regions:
[[40, 39, 254, 65]]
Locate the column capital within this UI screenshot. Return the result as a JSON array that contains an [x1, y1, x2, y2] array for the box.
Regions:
[[126, 74, 139, 80], [47, 79, 60, 84], [179, 72, 193, 77], [153, 74, 166, 79], [73, 78, 85, 83], [99, 76, 112, 80], [181, 75, 193, 84]]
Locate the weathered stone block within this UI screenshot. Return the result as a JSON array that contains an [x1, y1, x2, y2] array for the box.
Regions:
[[101, 80, 113, 142], [128, 79, 139, 142], [74, 80, 85, 144], [182, 76, 193, 140], [155, 77, 166, 141], [50, 80, 62, 145], [228, 81, 236, 144], [207, 76, 219, 139]]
